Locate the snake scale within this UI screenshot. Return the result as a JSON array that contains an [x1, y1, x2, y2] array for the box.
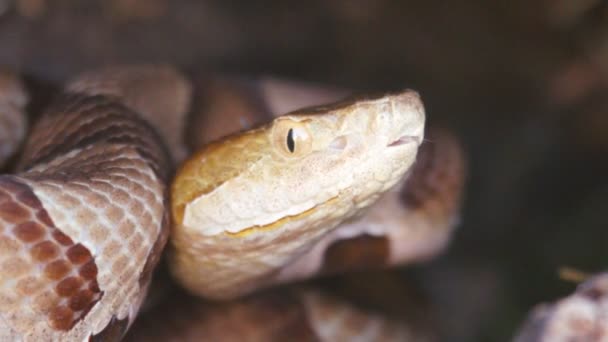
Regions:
[[0, 66, 464, 341]]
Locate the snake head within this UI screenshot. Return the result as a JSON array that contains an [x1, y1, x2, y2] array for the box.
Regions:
[[173, 90, 425, 237], [170, 90, 426, 298]]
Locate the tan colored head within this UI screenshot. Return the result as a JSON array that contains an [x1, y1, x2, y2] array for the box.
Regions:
[[171, 90, 425, 298]]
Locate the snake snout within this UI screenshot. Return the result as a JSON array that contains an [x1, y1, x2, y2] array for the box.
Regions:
[[387, 90, 425, 148]]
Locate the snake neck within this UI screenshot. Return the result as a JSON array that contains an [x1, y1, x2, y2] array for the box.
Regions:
[[170, 194, 354, 299]]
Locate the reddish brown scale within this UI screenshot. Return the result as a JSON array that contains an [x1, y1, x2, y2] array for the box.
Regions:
[[66, 244, 93, 265], [51, 230, 74, 246], [15, 189, 40, 208], [36, 210, 54, 226], [70, 289, 95, 311], [0, 177, 104, 332], [56, 277, 84, 297], [49, 306, 74, 330], [45, 260, 72, 280], [89, 280, 101, 293], [30, 241, 60, 261], [0, 201, 29, 223], [12, 221, 45, 242]]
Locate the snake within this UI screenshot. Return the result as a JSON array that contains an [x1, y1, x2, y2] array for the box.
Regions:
[[0, 66, 465, 341]]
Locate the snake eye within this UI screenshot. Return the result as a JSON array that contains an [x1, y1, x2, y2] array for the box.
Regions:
[[286, 128, 295, 153], [272, 118, 312, 157]]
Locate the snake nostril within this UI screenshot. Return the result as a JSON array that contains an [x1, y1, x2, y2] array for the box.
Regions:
[[328, 135, 348, 151]]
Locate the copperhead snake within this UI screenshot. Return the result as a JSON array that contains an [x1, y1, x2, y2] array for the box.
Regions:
[[0, 66, 464, 341]]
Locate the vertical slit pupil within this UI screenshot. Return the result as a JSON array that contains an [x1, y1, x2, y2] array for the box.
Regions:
[[287, 128, 295, 153]]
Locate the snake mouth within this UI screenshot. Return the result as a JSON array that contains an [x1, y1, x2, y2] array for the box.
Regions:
[[387, 135, 420, 147], [224, 195, 340, 238]]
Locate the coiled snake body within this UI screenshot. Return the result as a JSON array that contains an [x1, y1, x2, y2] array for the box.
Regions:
[[0, 67, 464, 341]]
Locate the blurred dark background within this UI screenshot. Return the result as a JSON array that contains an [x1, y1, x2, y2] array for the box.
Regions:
[[2, 1, 607, 341]]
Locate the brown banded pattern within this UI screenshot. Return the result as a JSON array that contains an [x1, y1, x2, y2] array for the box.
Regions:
[[0, 66, 187, 341], [0, 176, 102, 331]]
